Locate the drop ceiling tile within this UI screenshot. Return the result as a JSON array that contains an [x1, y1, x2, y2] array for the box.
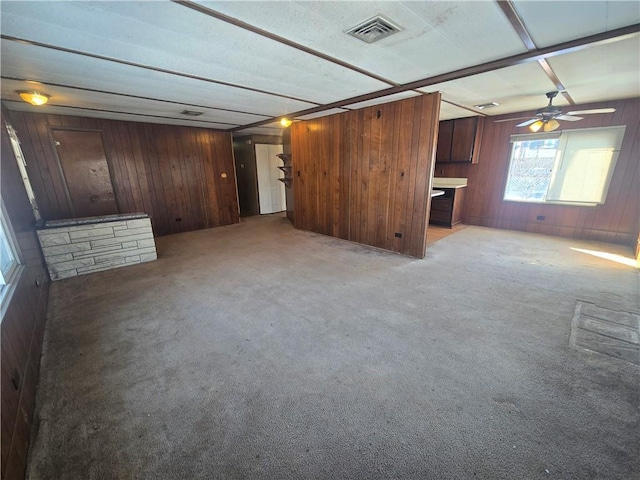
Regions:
[[236, 128, 285, 136], [512, 0, 640, 48], [545, 36, 640, 104], [420, 61, 559, 117], [343, 91, 420, 110], [439, 103, 477, 121], [1, 41, 316, 118], [195, 0, 527, 84], [1, 1, 389, 104], [296, 109, 349, 120], [234, 122, 285, 136], [1, 78, 269, 126], [4, 102, 236, 130]]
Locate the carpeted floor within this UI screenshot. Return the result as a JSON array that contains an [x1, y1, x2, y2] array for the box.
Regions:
[[28, 214, 639, 479]]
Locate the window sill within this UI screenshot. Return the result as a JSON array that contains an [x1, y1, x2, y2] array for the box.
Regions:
[[503, 199, 601, 207]]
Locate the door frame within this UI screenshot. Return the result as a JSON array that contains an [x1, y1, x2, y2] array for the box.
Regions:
[[48, 126, 120, 218]]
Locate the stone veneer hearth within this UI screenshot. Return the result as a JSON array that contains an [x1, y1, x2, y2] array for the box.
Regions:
[[37, 213, 157, 281]]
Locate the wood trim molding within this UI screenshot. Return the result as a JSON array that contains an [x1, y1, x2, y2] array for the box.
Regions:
[[172, 0, 399, 88], [1, 34, 320, 106], [1, 100, 239, 127], [496, 0, 536, 50], [496, 0, 575, 105], [233, 23, 639, 131], [1, 75, 270, 118]]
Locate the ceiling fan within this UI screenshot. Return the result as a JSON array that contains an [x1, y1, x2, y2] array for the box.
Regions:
[[496, 91, 616, 132]]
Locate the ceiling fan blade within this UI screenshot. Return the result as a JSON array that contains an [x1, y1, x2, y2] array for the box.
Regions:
[[567, 108, 616, 115], [516, 118, 539, 127], [555, 114, 583, 121], [493, 116, 536, 123]]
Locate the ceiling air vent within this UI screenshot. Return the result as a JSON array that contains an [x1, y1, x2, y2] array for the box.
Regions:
[[346, 15, 402, 44], [474, 102, 499, 110], [181, 110, 204, 116]]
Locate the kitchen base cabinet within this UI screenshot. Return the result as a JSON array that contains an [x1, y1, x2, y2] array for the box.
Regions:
[[429, 186, 466, 228]]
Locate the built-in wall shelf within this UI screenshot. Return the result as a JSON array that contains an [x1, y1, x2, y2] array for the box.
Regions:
[[276, 153, 292, 167], [276, 154, 293, 188]]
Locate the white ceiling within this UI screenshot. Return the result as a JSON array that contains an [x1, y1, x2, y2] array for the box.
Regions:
[[1, 1, 638, 136]]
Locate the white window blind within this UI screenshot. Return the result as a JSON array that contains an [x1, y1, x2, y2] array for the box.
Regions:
[[546, 127, 625, 204], [504, 126, 626, 206]]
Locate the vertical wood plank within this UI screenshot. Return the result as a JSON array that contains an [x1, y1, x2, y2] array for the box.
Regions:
[[292, 93, 441, 257], [5, 111, 239, 237], [1, 111, 50, 480]]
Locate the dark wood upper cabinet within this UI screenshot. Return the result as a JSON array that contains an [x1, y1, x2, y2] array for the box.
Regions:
[[435, 120, 454, 164], [436, 116, 483, 164]]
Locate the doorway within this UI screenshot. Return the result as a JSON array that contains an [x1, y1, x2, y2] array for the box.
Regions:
[[255, 143, 285, 214], [51, 129, 119, 218]]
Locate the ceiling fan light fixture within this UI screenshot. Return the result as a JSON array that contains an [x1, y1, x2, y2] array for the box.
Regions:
[[17, 91, 50, 106], [543, 119, 560, 132], [529, 120, 544, 133]]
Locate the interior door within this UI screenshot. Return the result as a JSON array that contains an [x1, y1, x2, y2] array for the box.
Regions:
[[255, 143, 285, 214], [52, 129, 119, 218]]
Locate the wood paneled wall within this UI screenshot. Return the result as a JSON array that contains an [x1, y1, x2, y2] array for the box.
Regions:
[[6, 111, 239, 236], [282, 128, 294, 223], [438, 98, 640, 247], [292, 94, 441, 258], [1, 114, 50, 480]]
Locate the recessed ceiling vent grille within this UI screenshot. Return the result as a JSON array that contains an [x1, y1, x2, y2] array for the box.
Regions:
[[346, 15, 402, 44]]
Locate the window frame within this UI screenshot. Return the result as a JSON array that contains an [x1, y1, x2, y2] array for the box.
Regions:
[[0, 201, 25, 320], [503, 126, 626, 207]]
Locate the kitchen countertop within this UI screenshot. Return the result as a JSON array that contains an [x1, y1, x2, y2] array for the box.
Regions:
[[432, 177, 467, 189]]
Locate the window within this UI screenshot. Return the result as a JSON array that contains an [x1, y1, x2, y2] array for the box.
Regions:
[[503, 126, 626, 206], [5, 122, 41, 222], [0, 202, 23, 318]]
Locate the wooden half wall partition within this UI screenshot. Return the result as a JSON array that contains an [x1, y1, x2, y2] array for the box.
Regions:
[[5, 111, 239, 237], [1, 114, 50, 480], [292, 93, 441, 258], [438, 97, 640, 248]]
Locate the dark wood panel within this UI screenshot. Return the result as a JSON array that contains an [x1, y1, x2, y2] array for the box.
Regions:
[[51, 129, 119, 217], [1, 112, 50, 480], [450, 117, 477, 163], [436, 119, 453, 164], [438, 98, 640, 248], [232, 136, 260, 217], [292, 94, 441, 258], [232, 135, 283, 218], [6, 111, 239, 237], [435, 117, 483, 164]]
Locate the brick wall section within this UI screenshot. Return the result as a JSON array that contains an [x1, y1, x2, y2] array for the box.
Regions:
[[37, 217, 157, 280]]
